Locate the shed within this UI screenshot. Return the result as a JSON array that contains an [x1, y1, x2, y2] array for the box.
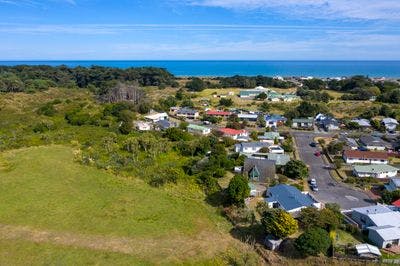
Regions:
[[264, 235, 283, 251]]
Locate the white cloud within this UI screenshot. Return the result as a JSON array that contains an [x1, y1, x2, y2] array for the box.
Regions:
[[189, 0, 400, 20]]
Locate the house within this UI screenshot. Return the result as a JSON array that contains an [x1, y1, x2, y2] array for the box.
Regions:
[[235, 142, 270, 154], [353, 164, 398, 179], [239, 86, 268, 98], [264, 235, 283, 251], [359, 135, 391, 151], [268, 145, 285, 154], [392, 199, 400, 208], [243, 158, 276, 183], [237, 114, 259, 122], [321, 117, 340, 131], [187, 124, 211, 135], [169, 106, 180, 115], [351, 118, 372, 128], [265, 184, 321, 216], [343, 150, 389, 164], [292, 118, 314, 129], [342, 137, 359, 150], [258, 132, 284, 144], [154, 119, 175, 131], [368, 225, 400, 248], [205, 110, 232, 118], [315, 114, 340, 131], [355, 244, 381, 259], [385, 178, 400, 192], [351, 205, 400, 248], [266, 153, 290, 166], [218, 128, 249, 141], [382, 118, 399, 133], [176, 108, 199, 120], [144, 112, 168, 123], [265, 115, 287, 128], [136, 121, 152, 131]]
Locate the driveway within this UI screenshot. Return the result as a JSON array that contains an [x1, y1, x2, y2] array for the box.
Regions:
[[292, 131, 374, 210]]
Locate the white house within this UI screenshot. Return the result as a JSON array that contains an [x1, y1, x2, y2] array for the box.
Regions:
[[351, 205, 400, 248], [237, 114, 258, 122], [343, 150, 389, 165], [187, 124, 211, 135], [218, 128, 249, 140], [359, 135, 390, 151], [144, 112, 169, 123], [382, 118, 399, 133], [234, 142, 270, 154], [268, 145, 285, 154], [353, 165, 398, 179]]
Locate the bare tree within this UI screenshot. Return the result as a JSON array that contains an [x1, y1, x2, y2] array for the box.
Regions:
[[101, 82, 145, 104]]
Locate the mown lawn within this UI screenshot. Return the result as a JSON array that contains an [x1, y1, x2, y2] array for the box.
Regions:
[[0, 145, 239, 264]]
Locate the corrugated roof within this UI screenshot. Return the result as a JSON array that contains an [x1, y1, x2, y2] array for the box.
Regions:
[[355, 244, 381, 256], [392, 199, 400, 207], [219, 128, 247, 135], [187, 124, 209, 131], [267, 153, 290, 166], [344, 150, 389, 160], [368, 225, 400, 241], [206, 110, 232, 116], [266, 184, 316, 211], [353, 164, 399, 174], [293, 118, 314, 123]]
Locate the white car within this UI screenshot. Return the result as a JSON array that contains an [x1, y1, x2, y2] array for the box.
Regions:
[[310, 178, 317, 186]]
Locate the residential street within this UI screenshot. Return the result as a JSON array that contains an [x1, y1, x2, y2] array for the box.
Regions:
[[292, 131, 374, 210]]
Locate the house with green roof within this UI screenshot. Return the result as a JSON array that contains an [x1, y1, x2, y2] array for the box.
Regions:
[[353, 164, 399, 179], [187, 124, 211, 135]]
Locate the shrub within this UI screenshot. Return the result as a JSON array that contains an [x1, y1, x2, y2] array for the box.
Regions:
[[261, 209, 298, 238], [295, 227, 332, 256], [227, 175, 250, 206]]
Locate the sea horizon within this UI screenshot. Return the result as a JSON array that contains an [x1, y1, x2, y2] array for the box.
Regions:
[[1, 60, 400, 78]]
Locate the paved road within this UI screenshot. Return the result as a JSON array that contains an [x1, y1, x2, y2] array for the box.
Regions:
[[292, 131, 374, 210]]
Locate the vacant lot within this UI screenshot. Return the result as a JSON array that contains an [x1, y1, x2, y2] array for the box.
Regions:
[[0, 145, 245, 264]]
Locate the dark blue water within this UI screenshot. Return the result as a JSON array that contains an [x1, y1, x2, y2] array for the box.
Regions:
[[1, 60, 399, 78]]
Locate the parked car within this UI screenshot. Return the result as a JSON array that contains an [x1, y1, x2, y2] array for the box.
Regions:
[[314, 151, 321, 157], [309, 178, 317, 186], [310, 142, 317, 147], [311, 184, 319, 192]]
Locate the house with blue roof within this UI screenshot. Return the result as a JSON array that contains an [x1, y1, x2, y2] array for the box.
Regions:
[[265, 184, 321, 216]]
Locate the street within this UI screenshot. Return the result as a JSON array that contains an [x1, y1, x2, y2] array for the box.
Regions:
[[292, 131, 374, 210]]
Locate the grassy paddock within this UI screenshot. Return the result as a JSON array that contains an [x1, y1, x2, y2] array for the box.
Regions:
[[0, 145, 241, 264]]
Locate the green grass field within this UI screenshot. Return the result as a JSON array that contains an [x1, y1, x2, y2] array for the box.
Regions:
[[0, 145, 243, 264]]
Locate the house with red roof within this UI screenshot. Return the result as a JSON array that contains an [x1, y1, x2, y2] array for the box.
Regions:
[[206, 110, 232, 117], [392, 199, 400, 208], [343, 150, 389, 165], [218, 128, 249, 140]]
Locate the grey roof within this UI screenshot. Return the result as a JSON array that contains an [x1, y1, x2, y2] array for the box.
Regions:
[[355, 244, 381, 256], [267, 153, 290, 166], [368, 225, 400, 241], [346, 137, 359, 147], [353, 205, 400, 228], [293, 118, 314, 123], [390, 178, 400, 187], [360, 135, 391, 148], [155, 119, 173, 130], [352, 205, 393, 216], [351, 118, 371, 127], [265, 184, 316, 211], [321, 117, 339, 127], [382, 117, 399, 125], [236, 142, 270, 149], [243, 158, 276, 183], [177, 108, 198, 115]]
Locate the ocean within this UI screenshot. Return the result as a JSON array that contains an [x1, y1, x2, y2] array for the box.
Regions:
[[1, 60, 399, 78]]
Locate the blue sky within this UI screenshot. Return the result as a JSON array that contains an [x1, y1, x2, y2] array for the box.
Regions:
[[0, 0, 399, 60]]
